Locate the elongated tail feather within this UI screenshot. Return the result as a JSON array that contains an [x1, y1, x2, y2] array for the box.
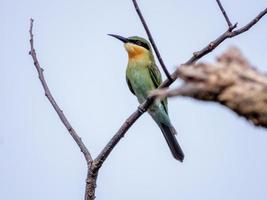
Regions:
[[159, 123, 184, 162]]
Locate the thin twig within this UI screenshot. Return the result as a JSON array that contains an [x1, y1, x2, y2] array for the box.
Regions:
[[93, 100, 152, 168], [132, 0, 172, 80], [29, 19, 93, 166], [232, 8, 267, 35], [216, 0, 233, 28]]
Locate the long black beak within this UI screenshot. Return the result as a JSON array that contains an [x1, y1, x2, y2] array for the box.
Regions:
[[108, 34, 129, 43]]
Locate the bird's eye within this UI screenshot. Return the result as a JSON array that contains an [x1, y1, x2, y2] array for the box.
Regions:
[[130, 40, 149, 50], [136, 41, 142, 46]]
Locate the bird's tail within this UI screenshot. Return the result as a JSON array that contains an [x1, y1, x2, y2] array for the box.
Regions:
[[158, 123, 184, 162]]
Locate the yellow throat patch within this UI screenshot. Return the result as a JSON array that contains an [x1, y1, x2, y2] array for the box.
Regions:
[[124, 43, 149, 60]]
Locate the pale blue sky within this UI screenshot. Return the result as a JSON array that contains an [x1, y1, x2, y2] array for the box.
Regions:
[[1, 0, 267, 200]]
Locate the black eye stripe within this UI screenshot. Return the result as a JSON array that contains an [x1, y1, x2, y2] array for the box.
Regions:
[[129, 40, 150, 50]]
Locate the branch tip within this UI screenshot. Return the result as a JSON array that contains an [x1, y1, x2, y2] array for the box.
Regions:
[[132, 0, 172, 80], [215, 0, 233, 28]]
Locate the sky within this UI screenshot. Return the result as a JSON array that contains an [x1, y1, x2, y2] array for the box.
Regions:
[[1, 0, 267, 200]]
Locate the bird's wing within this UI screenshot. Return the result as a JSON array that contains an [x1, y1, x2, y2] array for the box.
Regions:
[[126, 77, 135, 95], [148, 63, 168, 114]]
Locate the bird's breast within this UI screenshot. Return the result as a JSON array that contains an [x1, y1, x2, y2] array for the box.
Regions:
[[126, 62, 154, 103]]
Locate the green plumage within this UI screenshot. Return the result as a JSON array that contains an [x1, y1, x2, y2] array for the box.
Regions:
[[109, 34, 184, 161], [125, 36, 184, 162]]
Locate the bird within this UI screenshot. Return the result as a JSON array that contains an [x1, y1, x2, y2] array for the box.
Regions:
[[108, 34, 184, 162]]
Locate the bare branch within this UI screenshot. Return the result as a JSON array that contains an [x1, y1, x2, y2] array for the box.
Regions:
[[85, 169, 98, 200], [85, 99, 155, 200], [153, 47, 267, 128], [232, 8, 267, 35], [183, 7, 267, 66], [216, 0, 233, 29], [94, 103, 149, 168], [132, 0, 172, 80], [29, 19, 93, 166]]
